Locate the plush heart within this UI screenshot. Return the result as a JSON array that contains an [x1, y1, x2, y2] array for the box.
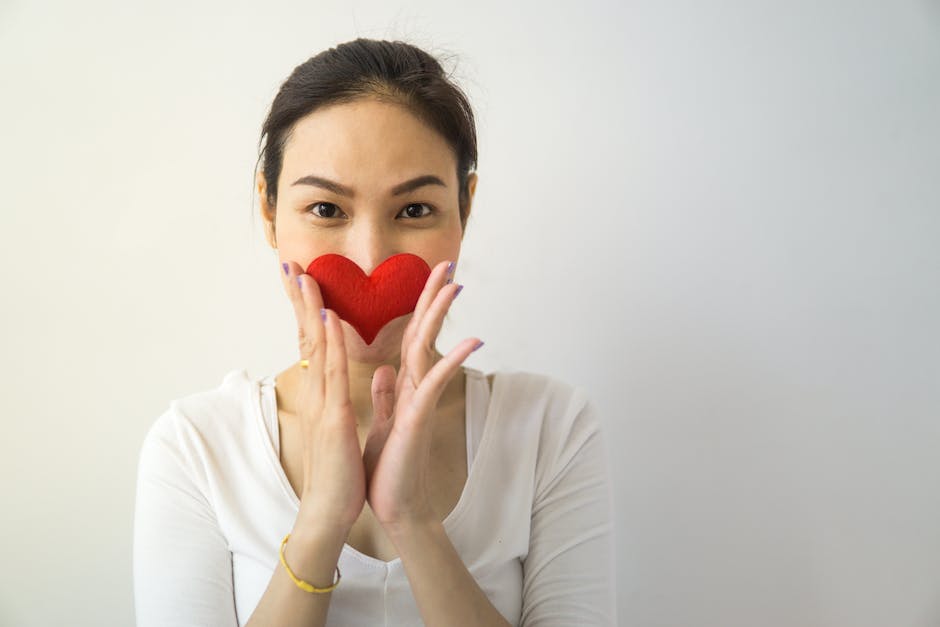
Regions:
[[304, 253, 432, 345]]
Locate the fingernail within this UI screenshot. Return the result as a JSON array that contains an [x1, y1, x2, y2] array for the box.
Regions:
[[296, 276, 302, 289], [445, 277, 454, 285], [320, 308, 327, 322], [282, 262, 288, 275], [453, 284, 464, 298], [472, 340, 484, 352], [446, 261, 455, 275]]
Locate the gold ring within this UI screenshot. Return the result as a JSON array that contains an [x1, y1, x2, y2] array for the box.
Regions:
[[299, 359, 309, 369]]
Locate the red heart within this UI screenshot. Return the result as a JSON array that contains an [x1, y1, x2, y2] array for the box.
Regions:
[[305, 253, 432, 345]]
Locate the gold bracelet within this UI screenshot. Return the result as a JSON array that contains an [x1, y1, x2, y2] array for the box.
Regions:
[[279, 533, 341, 593]]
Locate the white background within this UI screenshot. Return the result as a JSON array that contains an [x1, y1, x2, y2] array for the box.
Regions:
[[1, 1, 938, 625]]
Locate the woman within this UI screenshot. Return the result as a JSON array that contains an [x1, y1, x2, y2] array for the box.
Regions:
[[133, 37, 616, 626]]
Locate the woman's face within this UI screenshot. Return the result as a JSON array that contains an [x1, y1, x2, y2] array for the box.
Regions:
[[258, 97, 477, 362]]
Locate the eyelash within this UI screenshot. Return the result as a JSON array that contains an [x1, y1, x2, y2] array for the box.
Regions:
[[306, 202, 436, 220]]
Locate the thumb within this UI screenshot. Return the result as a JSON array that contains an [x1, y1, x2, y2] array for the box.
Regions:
[[363, 364, 397, 484], [371, 364, 397, 424]]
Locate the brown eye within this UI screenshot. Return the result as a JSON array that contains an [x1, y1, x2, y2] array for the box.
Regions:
[[309, 202, 345, 219], [399, 203, 434, 219]]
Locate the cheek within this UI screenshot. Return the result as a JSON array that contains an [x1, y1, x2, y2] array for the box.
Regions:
[[275, 229, 334, 268], [414, 237, 461, 269]]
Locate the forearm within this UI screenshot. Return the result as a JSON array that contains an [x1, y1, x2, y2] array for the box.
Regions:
[[389, 520, 512, 627], [244, 523, 347, 627]]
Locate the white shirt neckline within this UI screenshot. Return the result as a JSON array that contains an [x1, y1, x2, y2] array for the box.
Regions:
[[249, 366, 497, 569]]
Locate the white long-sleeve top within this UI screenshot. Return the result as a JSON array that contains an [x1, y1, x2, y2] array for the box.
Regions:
[[133, 366, 616, 626]]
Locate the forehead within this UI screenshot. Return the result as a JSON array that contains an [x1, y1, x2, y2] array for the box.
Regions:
[[279, 98, 458, 191]]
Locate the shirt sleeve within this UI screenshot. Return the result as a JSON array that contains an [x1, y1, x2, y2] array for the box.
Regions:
[[133, 407, 239, 626], [520, 395, 618, 626]]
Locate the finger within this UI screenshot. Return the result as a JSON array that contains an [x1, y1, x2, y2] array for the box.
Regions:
[[399, 260, 453, 388], [297, 268, 328, 410], [371, 364, 397, 424], [401, 260, 454, 352], [281, 261, 309, 343], [322, 308, 351, 417], [296, 269, 327, 349], [405, 337, 481, 428], [394, 358, 411, 403], [284, 261, 327, 350], [363, 364, 397, 484], [407, 281, 463, 384], [412, 259, 454, 321]]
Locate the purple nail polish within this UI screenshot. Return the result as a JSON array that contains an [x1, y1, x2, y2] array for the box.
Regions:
[[320, 308, 327, 322], [446, 261, 455, 275], [472, 340, 484, 352], [282, 262, 288, 275], [453, 284, 464, 298], [296, 276, 302, 289]]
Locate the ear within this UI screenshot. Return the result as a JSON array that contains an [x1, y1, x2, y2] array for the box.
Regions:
[[257, 170, 277, 249], [462, 172, 478, 230]]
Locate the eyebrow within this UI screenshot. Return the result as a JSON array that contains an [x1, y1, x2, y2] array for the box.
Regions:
[[290, 174, 447, 198]]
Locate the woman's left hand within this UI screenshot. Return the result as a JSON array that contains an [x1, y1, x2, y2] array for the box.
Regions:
[[361, 259, 482, 535]]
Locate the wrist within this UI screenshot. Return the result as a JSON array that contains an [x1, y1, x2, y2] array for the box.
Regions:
[[294, 503, 356, 540], [281, 529, 344, 592], [385, 516, 444, 545], [290, 518, 350, 552]]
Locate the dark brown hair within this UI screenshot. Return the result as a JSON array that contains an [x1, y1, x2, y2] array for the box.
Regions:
[[255, 38, 478, 234]]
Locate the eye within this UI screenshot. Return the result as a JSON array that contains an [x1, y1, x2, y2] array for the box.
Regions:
[[398, 203, 435, 219], [307, 202, 346, 219]]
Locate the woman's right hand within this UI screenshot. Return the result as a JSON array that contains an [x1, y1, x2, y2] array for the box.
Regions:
[[281, 260, 366, 535]]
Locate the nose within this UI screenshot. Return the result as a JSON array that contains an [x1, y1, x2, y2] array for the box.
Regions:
[[346, 218, 399, 277]]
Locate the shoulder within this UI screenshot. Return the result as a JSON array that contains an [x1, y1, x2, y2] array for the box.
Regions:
[[473, 367, 600, 450], [473, 368, 607, 498], [486, 368, 592, 421], [139, 368, 262, 464]]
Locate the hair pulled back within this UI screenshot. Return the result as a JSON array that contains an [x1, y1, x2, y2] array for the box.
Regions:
[[256, 38, 478, 231]]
